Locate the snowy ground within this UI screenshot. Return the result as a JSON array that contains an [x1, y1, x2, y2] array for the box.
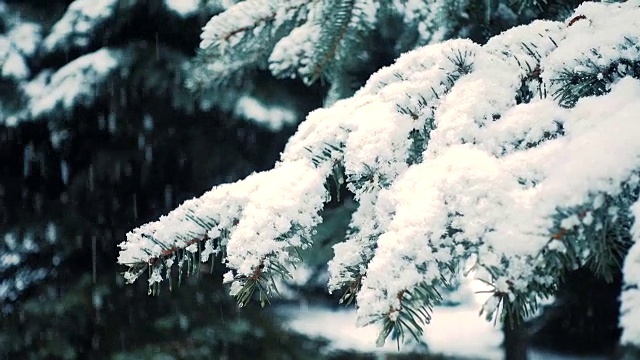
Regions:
[[275, 277, 606, 360], [277, 301, 503, 359]]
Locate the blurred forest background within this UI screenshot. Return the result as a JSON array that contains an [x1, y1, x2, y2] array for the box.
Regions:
[[0, 0, 624, 359]]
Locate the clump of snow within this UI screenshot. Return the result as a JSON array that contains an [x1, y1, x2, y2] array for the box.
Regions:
[[0, 37, 28, 79], [0, 22, 42, 80], [233, 95, 297, 131], [225, 161, 327, 276], [196, 0, 313, 83], [9, 23, 41, 57], [269, 21, 323, 82]]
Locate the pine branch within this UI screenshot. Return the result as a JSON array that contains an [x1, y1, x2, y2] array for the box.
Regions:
[[42, 0, 137, 54], [119, 160, 329, 298], [28, 48, 126, 119], [27, 42, 195, 120], [267, 0, 377, 99], [378, 0, 453, 51], [119, 0, 640, 350], [195, 0, 313, 84], [552, 55, 640, 108], [307, 0, 356, 84]]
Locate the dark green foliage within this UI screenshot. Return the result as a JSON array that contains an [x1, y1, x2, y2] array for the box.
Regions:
[[553, 58, 640, 108], [529, 268, 624, 355], [0, 1, 325, 359], [374, 283, 443, 350]]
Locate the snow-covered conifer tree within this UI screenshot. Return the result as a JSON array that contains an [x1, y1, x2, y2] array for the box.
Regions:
[[119, 0, 640, 354]]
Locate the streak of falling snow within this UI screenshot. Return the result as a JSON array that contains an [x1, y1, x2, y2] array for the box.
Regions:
[[60, 160, 69, 185], [164, 185, 172, 209], [92, 334, 100, 350], [143, 114, 154, 131], [108, 112, 117, 133], [89, 164, 94, 192], [145, 145, 153, 162], [120, 87, 126, 107], [93, 290, 103, 313], [92, 235, 97, 284], [133, 193, 138, 221], [114, 161, 122, 182], [46, 223, 57, 244], [23, 142, 33, 177]]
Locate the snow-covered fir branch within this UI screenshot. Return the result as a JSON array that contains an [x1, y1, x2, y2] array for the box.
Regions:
[[191, 0, 524, 101], [42, 0, 135, 54], [0, 0, 587, 131], [195, 0, 313, 84], [28, 48, 123, 118], [119, 0, 640, 347]]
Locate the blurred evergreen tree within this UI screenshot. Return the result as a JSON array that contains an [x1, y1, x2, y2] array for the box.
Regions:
[[0, 1, 326, 358]]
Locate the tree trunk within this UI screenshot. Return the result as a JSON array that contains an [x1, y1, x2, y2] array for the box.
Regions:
[[504, 322, 529, 360], [614, 345, 640, 360]]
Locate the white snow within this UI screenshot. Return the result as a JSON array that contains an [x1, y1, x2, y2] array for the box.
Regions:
[[200, 0, 311, 49], [542, 1, 640, 91], [164, 0, 200, 17], [281, 278, 502, 358], [225, 161, 327, 277], [0, 23, 41, 80], [9, 23, 42, 56], [29, 48, 122, 117], [43, 0, 122, 52], [280, 305, 502, 356], [234, 95, 297, 130], [280, 300, 604, 360], [269, 20, 323, 82]]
